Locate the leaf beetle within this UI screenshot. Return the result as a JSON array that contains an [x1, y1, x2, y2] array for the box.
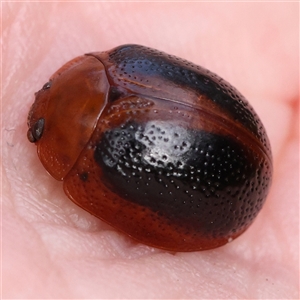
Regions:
[[27, 44, 272, 251]]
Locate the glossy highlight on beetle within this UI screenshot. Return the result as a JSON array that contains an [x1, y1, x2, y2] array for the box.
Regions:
[[27, 44, 273, 251]]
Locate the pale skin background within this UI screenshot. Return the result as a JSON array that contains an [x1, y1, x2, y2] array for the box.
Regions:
[[2, 2, 299, 299]]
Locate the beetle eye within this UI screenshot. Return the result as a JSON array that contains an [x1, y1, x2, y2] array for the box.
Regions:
[[42, 81, 52, 90], [28, 118, 45, 142]]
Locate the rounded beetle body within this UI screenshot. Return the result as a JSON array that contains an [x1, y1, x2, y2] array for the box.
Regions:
[[27, 44, 272, 251]]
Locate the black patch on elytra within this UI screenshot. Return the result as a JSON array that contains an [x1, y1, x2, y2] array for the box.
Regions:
[[108, 45, 261, 139], [93, 120, 263, 238]]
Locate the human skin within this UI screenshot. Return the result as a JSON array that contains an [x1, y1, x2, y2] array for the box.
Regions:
[[2, 2, 299, 298]]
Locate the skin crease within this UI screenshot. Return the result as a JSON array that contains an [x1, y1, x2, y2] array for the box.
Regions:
[[2, 2, 299, 299]]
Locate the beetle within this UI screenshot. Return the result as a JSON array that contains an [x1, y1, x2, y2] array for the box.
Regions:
[[27, 44, 272, 251]]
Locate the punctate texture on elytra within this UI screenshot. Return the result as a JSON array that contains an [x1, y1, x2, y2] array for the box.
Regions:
[[27, 44, 273, 251]]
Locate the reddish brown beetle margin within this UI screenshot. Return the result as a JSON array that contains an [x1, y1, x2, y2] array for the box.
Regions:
[[27, 44, 272, 251]]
